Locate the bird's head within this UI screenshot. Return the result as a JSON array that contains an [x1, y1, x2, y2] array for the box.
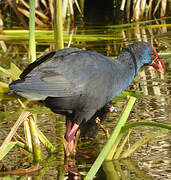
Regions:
[[126, 42, 164, 74]]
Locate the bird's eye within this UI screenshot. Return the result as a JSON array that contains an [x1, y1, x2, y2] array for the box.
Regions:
[[149, 52, 155, 56]]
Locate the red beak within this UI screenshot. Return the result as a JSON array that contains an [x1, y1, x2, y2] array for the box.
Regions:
[[150, 46, 164, 73]]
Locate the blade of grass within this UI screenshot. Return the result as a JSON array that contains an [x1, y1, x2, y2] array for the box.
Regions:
[[0, 142, 17, 160], [17, 98, 26, 108], [120, 129, 168, 158], [102, 161, 119, 180], [24, 119, 33, 151], [0, 30, 124, 42], [0, 175, 13, 179], [114, 160, 126, 180], [113, 130, 132, 159], [28, 116, 42, 161], [85, 96, 136, 180], [0, 63, 21, 80], [37, 127, 56, 152], [106, 16, 171, 28], [9, 63, 21, 79], [109, 120, 171, 160], [105, 133, 123, 160], [16, 141, 32, 153], [116, 91, 144, 98], [0, 111, 31, 157], [105, 97, 136, 161], [0, 66, 18, 80], [122, 121, 171, 132]]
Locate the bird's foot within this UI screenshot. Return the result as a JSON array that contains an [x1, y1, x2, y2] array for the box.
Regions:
[[106, 104, 117, 112]]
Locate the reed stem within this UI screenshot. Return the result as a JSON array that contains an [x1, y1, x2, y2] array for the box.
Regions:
[[29, 116, 42, 161], [29, 0, 36, 63], [85, 96, 136, 180], [54, 0, 64, 49]]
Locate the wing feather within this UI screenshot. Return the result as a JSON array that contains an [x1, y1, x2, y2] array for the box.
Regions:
[[10, 48, 115, 100]]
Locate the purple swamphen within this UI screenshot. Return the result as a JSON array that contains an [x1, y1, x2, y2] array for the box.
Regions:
[[9, 42, 164, 154]]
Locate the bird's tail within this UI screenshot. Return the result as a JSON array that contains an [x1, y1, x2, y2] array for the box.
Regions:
[[8, 79, 24, 94]]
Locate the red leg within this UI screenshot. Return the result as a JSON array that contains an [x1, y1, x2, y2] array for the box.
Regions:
[[67, 123, 79, 142], [65, 119, 72, 139], [65, 120, 79, 153]]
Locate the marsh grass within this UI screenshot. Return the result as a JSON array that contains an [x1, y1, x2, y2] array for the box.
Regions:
[[0, 2, 170, 177], [29, 0, 36, 63], [85, 96, 171, 180]]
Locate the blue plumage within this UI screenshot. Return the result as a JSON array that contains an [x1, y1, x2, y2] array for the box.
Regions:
[[9, 41, 164, 153]]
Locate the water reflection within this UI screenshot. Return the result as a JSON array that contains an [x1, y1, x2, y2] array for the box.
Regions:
[[0, 19, 171, 179], [102, 159, 153, 180]]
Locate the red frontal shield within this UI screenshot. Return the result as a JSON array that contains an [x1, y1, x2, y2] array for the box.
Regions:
[[150, 46, 164, 73]]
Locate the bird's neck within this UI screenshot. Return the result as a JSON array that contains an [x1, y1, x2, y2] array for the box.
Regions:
[[118, 48, 144, 77], [123, 47, 138, 77]]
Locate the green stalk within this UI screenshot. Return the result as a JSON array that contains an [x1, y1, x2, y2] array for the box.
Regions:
[[0, 66, 18, 80], [37, 127, 56, 152], [102, 161, 119, 179], [24, 119, 33, 152], [0, 142, 17, 160], [108, 119, 171, 160], [105, 97, 136, 161], [16, 141, 32, 153], [113, 130, 131, 159], [104, 121, 170, 160], [29, 0, 36, 63], [85, 96, 136, 180], [105, 133, 123, 160], [53, 0, 64, 49], [29, 116, 42, 161], [121, 121, 171, 131], [114, 160, 126, 179], [0, 111, 31, 156]]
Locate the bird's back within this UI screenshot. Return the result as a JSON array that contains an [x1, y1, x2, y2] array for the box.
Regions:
[[9, 47, 136, 124]]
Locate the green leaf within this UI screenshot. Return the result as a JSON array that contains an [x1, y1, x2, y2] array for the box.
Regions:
[[37, 127, 56, 152], [9, 63, 21, 79], [16, 141, 32, 153], [121, 121, 171, 132], [0, 141, 17, 160], [0, 63, 21, 80], [116, 91, 144, 99], [0, 66, 17, 80]]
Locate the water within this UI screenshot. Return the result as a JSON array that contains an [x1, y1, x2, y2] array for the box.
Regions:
[[0, 19, 171, 179]]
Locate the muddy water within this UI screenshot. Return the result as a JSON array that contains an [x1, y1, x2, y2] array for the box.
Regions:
[[0, 20, 171, 179]]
